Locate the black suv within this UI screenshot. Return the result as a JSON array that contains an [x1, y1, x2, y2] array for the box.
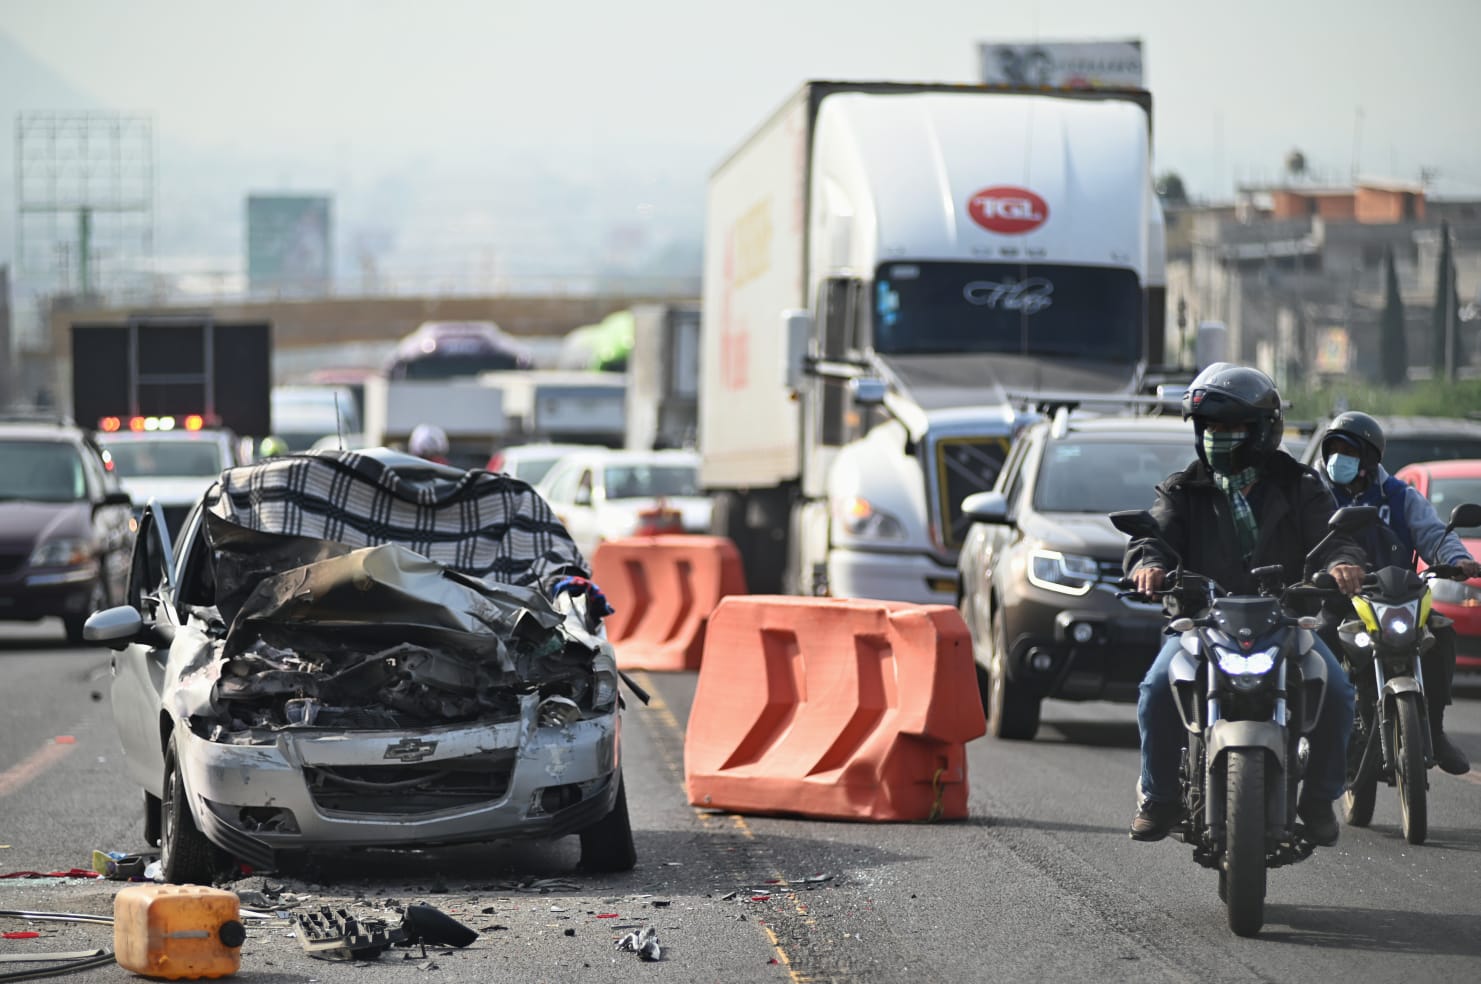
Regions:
[[957, 414, 1197, 739], [0, 418, 133, 642], [1300, 415, 1481, 473]]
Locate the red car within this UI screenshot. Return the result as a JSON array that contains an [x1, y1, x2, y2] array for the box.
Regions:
[[1394, 459, 1481, 669]]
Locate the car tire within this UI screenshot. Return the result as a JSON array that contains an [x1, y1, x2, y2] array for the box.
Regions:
[[161, 734, 224, 884], [987, 610, 1041, 740], [578, 772, 636, 873]]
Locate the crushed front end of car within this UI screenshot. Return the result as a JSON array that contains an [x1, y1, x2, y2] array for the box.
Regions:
[[161, 458, 625, 871]]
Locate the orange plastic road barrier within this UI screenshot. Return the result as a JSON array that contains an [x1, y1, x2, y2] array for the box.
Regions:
[[591, 535, 747, 671], [685, 596, 986, 821]]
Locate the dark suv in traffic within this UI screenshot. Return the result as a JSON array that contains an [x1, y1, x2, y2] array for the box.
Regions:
[[0, 419, 133, 642], [957, 414, 1196, 739]]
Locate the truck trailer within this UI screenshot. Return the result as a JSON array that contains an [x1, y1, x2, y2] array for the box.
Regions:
[[700, 80, 1166, 599]]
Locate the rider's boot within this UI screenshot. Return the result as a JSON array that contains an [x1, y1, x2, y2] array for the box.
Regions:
[[1431, 702, 1471, 775]]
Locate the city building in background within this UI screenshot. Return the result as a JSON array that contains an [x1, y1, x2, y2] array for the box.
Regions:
[[246, 193, 333, 297]]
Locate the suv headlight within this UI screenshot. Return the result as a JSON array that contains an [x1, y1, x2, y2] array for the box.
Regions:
[[836, 496, 905, 540], [1214, 645, 1279, 690], [29, 538, 90, 568], [591, 652, 618, 710], [1026, 549, 1098, 596]]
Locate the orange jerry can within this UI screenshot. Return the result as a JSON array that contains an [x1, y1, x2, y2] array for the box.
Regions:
[[113, 884, 246, 980]]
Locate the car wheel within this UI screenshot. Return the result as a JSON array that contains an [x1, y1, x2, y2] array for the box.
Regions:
[[160, 734, 224, 884], [64, 579, 107, 645], [987, 611, 1041, 740], [578, 771, 636, 872]]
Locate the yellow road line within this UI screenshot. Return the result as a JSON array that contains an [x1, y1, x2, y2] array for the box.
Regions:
[[634, 671, 809, 983], [0, 739, 76, 798]]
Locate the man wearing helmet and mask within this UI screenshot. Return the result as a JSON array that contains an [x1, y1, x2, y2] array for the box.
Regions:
[[1123, 364, 1367, 845], [1318, 411, 1479, 774]]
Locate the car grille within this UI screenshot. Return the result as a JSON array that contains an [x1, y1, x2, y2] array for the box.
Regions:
[[304, 749, 516, 815], [934, 438, 1010, 549], [0, 552, 27, 576]]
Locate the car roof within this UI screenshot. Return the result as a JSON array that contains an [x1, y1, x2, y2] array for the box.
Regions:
[[0, 421, 85, 442], [1396, 459, 1481, 479], [1036, 415, 1194, 440]]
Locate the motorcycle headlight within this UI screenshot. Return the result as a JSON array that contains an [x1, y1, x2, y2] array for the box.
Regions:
[[1376, 604, 1417, 647], [28, 537, 91, 568], [1027, 549, 1099, 597], [836, 496, 906, 541], [1215, 645, 1280, 690]]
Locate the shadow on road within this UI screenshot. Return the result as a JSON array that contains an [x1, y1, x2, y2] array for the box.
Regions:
[[974, 815, 1128, 838], [1261, 904, 1481, 955], [1354, 823, 1481, 853], [1038, 720, 1141, 749], [249, 828, 908, 897]]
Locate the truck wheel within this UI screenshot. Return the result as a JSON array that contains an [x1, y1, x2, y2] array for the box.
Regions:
[[578, 772, 636, 873], [987, 612, 1040, 740], [1224, 749, 1267, 937], [160, 735, 224, 884]]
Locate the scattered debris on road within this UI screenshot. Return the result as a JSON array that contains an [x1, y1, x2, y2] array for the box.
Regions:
[[614, 926, 662, 962]]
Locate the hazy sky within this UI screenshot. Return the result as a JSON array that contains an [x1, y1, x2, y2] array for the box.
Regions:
[[4, 0, 1480, 195]]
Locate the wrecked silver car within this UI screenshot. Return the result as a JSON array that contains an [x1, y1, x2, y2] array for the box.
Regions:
[[88, 449, 634, 883]]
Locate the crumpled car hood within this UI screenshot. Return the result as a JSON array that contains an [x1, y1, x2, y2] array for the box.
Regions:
[[170, 516, 610, 739]]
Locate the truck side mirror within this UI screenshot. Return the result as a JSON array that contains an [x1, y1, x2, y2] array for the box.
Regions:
[[781, 310, 812, 393]]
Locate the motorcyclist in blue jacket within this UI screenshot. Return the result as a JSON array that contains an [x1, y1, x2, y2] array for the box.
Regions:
[[1317, 411, 1478, 774]]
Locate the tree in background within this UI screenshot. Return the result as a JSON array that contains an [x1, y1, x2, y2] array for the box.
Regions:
[[1379, 246, 1407, 386], [1432, 220, 1460, 382]]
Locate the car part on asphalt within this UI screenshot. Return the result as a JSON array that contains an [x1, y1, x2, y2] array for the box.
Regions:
[[614, 926, 662, 962], [295, 907, 406, 962]]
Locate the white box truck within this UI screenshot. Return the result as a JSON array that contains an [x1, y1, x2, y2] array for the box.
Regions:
[[701, 81, 1167, 598]]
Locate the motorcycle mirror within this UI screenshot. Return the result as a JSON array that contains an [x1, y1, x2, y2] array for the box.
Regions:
[[1446, 502, 1481, 532], [1109, 510, 1159, 540], [1328, 505, 1380, 533], [1169, 617, 1195, 632]]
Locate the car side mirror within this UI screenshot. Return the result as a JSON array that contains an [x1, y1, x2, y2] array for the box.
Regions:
[[961, 491, 1010, 525], [1447, 503, 1481, 532], [1109, 510, 1161, 540], [83, 605, 144, 651], [1328, 505, 1380, 533]]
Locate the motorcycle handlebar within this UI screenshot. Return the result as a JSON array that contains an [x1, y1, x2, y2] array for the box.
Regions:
[[1427, 564, 1468, 581]]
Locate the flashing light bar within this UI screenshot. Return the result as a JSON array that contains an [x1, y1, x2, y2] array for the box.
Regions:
[[102, 413, 214, 434]]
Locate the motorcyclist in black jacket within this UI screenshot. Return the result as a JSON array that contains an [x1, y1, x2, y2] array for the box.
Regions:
[[1124, 364, 1366, 845], [1315, 411, 1478, 774]]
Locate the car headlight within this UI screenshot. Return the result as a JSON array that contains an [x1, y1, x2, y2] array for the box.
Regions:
[[1429, 578, 1481, 606], [28, 538, 91, 568], [1026, 549, 1098, 596], [836, 496, 906, 540], [1215, 645, 1280, 690], [1377, 604, 1417, 647], [591, 653, 618, 710]]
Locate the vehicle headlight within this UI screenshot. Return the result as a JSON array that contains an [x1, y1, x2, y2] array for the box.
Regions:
[[1377, 604, 1417, 647], [28, 538, 91, 568], [836, 496, 905, 540], [1215, 645, 1280, 690], [591, 653, 618, 710], [1027, 549, 1098, 596]]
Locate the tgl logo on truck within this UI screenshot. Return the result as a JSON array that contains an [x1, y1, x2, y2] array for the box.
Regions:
[[967, 186, 1049, 234]]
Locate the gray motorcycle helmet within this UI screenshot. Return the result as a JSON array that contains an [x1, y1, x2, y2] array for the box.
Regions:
[[1321, 410, 1385, 469], [1182, 362, 1284, 471]]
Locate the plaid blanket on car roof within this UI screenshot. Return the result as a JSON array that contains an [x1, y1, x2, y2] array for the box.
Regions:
[[205, 450, 587, 589]]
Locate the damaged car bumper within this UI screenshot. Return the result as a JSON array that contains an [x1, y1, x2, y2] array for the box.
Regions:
[[179, 689, 620, 869]]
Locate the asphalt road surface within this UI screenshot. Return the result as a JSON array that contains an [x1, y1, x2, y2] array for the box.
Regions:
[[3, 619, 1481, 982]]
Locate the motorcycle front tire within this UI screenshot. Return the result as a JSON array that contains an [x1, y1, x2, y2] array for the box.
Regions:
[[1224, 749, 1268, 938], [1394, 693, 1428, 846]]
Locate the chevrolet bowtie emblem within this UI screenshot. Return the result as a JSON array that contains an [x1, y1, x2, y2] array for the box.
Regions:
[[383, 737, 439, 763]]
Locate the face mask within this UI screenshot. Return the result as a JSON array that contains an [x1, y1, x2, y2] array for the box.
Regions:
[[1202, 429, 1248, 476], [1326, 452, 1360, 486]]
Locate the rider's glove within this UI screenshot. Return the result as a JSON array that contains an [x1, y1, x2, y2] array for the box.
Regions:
[[552, 575, 615, 618]]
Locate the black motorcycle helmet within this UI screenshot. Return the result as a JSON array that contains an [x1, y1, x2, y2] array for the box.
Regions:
[[1320, 411, 1385, 472], [1182, 362, 1285, 472]]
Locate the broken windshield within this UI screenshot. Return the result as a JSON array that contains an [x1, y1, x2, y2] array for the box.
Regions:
[[873, 261, 1142, 362]]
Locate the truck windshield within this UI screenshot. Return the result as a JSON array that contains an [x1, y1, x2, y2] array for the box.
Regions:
[[873, 261, 1142, 362]]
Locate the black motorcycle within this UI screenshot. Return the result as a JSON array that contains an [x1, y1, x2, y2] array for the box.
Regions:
[[1337, 502, 1481, 845], [1111, 505, 1375, 937]]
